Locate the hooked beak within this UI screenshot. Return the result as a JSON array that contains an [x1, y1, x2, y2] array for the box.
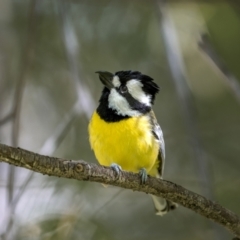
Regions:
[[96, 71, 114, 90]]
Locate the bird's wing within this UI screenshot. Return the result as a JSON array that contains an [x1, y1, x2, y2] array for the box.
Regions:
[[149, 111, 178, 215], [149, 110, 165, 178]]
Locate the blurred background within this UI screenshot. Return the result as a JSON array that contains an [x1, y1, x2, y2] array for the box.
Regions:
[[0, 0, 240, 239]]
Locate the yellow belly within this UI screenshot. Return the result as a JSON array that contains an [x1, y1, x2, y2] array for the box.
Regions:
[[88, 111, 159, 174]]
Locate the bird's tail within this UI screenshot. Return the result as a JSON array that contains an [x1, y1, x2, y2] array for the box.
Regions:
[[151, 195, 178, 216]]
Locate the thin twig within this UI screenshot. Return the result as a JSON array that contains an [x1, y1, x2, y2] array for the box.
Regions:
[[2, 101, 80, 238], [156, 3, 222, 238], [3, 0, 38, 239], [39, 101, 80, 155], [157, 0, 214, 200], [11, 0, 37, 147], [8, 0, 37, 203], [199, 33, 240, 103], [0, 113, 14, 127], [57, 0, 95, 120], [0, 143, 239, 238]]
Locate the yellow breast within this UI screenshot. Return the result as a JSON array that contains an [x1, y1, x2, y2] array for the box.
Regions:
[[88, 111, 159, 174]]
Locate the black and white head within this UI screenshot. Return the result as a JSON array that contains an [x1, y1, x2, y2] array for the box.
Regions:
[[96, 70, 159, 121]]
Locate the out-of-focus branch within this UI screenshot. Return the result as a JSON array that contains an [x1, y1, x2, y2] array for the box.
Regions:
[[157, 0, 213, 198], [199, 33, 240, 103], [39, 101, 80, 155], [11, 0, 37, 147], [7, 0, 38, 203], [0, 143, 240, 238], [156, 3, 223, 238], [3, 0, 39, 239], [1, 100, 80, 238], [57, 0, 95, 120], [0, 113, 14, 127]]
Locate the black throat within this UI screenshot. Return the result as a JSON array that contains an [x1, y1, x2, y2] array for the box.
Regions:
[[96, 88, 129, 122], [97, 99, 130, 122], [97, 87, 151, 122]]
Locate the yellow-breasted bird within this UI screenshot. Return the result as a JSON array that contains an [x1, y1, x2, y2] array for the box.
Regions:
[[88, 70, 177, 215]]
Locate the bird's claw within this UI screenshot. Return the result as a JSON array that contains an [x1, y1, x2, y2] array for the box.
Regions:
[[110, 163, 122, 178], [139, 168, 148, 184]]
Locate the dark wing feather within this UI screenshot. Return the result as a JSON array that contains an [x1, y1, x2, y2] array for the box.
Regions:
[[149, 110, 165, 178], [149, 111, 178, 215]]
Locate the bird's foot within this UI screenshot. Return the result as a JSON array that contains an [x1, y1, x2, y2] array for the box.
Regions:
[[110, 163, 122, 178], [139, 168, 148, 184]]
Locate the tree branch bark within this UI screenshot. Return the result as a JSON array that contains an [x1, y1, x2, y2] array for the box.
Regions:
[[0, 143, 239, 238]]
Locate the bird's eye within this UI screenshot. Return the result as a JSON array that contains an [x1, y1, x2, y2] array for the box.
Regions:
[[120, 85, 128, 94]]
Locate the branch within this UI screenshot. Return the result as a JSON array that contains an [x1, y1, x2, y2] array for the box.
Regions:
[[57, 0, 95, 119], [0, 143, 240, 238], [199, 34, 240, 104], [157, 0, 214, 201], [1, 100, 80, 239], [2, 1, 39, 239], [0, 112, 13, 127]]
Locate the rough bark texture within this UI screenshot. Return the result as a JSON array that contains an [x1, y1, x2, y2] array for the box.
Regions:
[[0, 143, 240, 238]]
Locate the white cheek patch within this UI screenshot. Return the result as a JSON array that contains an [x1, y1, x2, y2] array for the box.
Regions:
[[126, 80, 151, 106], [108, 89, 141, 117], [112, 76, 121, 88]]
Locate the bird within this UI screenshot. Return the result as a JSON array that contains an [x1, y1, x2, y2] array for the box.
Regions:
[[88, 70, 177, 216]]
